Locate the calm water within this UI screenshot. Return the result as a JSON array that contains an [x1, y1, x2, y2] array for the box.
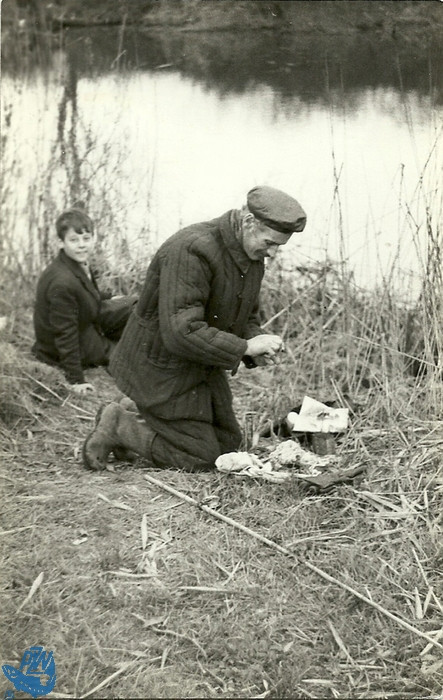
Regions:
[[2, 27, 442, 296]]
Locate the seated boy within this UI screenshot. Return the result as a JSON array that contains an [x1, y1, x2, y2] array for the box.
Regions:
[[32, 207, 137, 395]]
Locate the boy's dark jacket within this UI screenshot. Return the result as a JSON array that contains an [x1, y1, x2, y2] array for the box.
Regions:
[[33, 250, 111, 384]]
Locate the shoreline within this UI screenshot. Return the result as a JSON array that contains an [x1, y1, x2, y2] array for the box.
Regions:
[[2, 0, 442, 43]]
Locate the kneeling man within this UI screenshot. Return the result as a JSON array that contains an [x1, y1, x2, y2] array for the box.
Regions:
[[83, 186, 306, 471]]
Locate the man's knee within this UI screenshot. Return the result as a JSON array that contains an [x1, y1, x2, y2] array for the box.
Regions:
[[150, 428, 221, 471]]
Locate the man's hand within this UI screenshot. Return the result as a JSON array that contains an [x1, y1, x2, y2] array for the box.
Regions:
[[246, 334, 283, 364], [70, 382, 95, 395], [252, 354, 276, 367]]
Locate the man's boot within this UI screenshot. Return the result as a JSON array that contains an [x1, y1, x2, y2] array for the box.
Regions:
[[90, 401, 136, 462], [112, 396, 139, 461], [83, 402, 155, 470]]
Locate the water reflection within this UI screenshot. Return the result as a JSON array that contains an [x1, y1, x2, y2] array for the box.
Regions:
[[2, 28, 442, 297], [78, 71, 439, 290], [57, 27, 442, 105]]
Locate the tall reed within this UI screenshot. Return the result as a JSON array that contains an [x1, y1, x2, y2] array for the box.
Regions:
[[1, 17, 441, 420]]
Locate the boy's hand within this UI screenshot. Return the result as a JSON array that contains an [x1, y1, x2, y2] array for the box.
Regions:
[[71, 382, 95, 395]]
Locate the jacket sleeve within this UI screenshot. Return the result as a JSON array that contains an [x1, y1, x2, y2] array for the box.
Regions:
[[241, 296, 267, 370], [47, 283, 85, 384], [158, 244, 248, 369], [243, 298, 265, 340]]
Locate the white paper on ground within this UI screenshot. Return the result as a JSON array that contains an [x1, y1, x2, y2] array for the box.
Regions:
[[287, 396, 349, 433]]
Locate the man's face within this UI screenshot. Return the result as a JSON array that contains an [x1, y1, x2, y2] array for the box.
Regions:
[[242, 218, 292, 262], [61, 227, 94, 264]]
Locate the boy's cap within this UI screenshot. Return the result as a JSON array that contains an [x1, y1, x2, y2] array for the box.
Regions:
[[247, 186, 307, 234]]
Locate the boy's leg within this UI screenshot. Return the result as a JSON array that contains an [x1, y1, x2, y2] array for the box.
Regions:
[[99, 296, 138, 341], [80, 325, 112, 366]]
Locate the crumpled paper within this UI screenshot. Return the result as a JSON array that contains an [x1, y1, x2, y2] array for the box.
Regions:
[[215, 438, 340, 484], [215, 452, 290, 483], [215, 439, 365, 489], [215, 395, 363, 489], [268, 440, 337, 475]]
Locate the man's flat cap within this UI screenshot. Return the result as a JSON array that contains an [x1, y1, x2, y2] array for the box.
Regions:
[[247, 185, 307, 234]]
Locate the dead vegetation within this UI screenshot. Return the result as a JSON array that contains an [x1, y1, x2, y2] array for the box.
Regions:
[[1, 18, 442, 693], [1, 266, 442, 697]]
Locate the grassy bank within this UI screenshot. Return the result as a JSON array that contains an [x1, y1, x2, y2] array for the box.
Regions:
[[1, 200, 443, 697], [1, 263, 443, 697], [2, 0, 442, 38], [1, 16, 443, 698]]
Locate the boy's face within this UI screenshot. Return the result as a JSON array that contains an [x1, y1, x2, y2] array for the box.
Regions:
[[60, 227, 94, 264]]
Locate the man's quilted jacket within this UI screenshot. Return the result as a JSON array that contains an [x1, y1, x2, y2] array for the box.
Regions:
[[110, 210, 265, 419]]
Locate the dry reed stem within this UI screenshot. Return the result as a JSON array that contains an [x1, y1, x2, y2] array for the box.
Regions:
[[1, 209, 442, 696], [22, 371, 95, 416], [79, 659, 139, 699], [143, 473, 443, 651]]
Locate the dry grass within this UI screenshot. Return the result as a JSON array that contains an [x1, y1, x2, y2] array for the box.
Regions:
[[1, 280, 442, 698], [1, 25, 441, 694]]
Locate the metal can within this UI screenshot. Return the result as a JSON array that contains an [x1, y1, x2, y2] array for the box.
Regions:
[[242, 411, 256, 451], [311, 432, 336, 455]]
